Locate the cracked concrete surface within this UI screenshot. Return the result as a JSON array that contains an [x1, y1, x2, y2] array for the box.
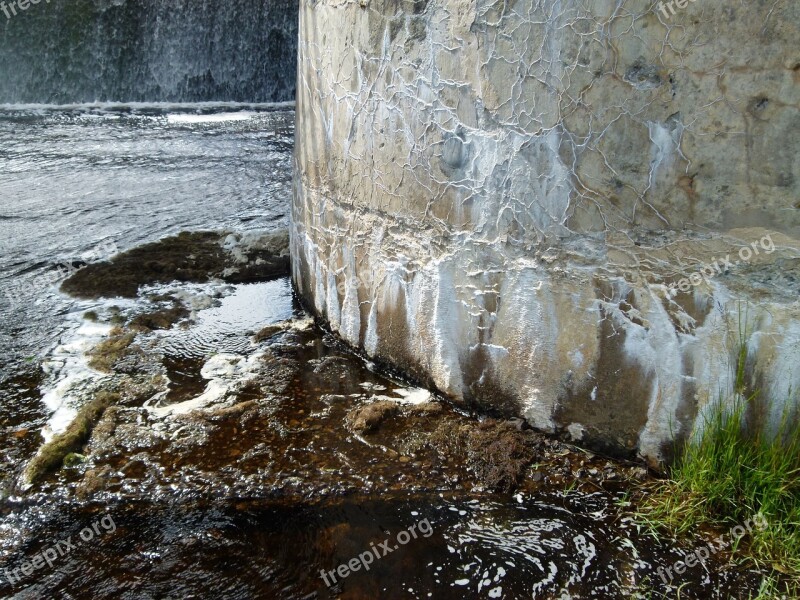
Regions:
[[291, 0, 800, 465]]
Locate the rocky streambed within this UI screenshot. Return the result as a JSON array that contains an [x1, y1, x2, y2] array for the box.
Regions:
[[0, 231, 769, 598]]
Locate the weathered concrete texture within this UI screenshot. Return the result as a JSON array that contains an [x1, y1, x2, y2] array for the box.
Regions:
[[292, 0, 800, 464]]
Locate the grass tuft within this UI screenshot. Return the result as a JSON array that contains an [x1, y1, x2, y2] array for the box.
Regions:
[[636, 308, 800, 597]]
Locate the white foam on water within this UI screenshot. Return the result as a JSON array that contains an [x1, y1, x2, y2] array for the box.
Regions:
[[0, 101, 295, 113], [167, 112, 256, 124], [39, 312, 117, 442], [393, 387, 433, 405]]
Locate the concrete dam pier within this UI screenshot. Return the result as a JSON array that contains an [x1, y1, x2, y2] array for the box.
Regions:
[[291, 0, 800, 464]]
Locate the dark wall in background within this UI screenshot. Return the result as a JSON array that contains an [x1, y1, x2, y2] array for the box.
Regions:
[[0, 0, 298, 104]]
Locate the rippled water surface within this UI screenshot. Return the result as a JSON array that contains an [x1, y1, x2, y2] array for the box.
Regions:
[[0, 105, 293, 474]]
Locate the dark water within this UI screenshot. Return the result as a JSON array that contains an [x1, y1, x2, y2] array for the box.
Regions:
[[0, 492, 758, 599], [0, 0, 298, 104]]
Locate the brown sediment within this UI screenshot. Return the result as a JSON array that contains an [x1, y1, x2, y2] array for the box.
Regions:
[[345, 400, 400, 434], [60, 230, 290, 299], [28, 317, 653, 501], [128, 303, 189, 332], [252, 323, 287, 344], [430, 419, 541, 493]]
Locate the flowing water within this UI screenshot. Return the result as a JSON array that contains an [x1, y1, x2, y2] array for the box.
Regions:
[[0, 105, 294, 488], [0, 0, 297, 104]]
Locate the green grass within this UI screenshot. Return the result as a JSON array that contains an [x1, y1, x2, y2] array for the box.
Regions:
[[636, 309, 800, 597]]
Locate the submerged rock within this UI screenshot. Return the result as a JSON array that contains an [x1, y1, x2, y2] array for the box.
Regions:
[[10, 260, 769, 597], [345, 400, 399, 434], [24, 305, 654, 503], [61, 229, 290, 299]]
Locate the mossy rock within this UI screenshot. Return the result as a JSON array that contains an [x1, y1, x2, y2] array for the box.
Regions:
[[63, 453, 87, 468], [24, 391, 119, 485]]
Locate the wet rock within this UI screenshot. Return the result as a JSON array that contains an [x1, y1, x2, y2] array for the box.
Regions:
[[61, 230, 290, 299], [62, 453, 86, 467], [507, 417, 526, 431], [22, 390, 119, 485], [26, 304, 657, 506], [87, 329, 136, 373], [431, 419, 542, 493], [76, 465, 114, 498], [407, 401, 443, 415], [252, 323, 285, 343], [309, 356, 352, 382], [128, 303, 189, 332], [345, 400, 399, 434]]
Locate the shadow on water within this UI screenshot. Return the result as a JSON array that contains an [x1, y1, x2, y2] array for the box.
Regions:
[[0, 490, 762, 599]]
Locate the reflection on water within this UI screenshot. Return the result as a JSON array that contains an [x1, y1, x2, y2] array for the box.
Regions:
[[0, 105, 293, 378], [157, 279, 297, 359], [0, 492, 761, 599]]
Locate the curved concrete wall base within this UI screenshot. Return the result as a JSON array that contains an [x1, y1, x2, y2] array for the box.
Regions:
[[292, 0, 800, 465]]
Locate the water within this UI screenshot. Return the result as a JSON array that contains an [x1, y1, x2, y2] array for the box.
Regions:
[[0, 91, 768, 600], [0, 494, 743, 598], [0, 104, 294, 481]]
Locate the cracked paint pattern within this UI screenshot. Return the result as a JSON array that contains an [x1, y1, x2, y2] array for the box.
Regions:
[[292, 0, 800, 464]]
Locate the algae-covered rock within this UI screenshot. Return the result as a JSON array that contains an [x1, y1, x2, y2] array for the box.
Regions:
[[61, 230, 290, 299]]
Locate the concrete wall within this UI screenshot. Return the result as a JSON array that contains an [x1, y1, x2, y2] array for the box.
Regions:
[[292, 0, 800, 464]]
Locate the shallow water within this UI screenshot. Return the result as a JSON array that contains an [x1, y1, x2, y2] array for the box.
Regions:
[[0, 104, 293, 474], [0, 487, 760, 598]]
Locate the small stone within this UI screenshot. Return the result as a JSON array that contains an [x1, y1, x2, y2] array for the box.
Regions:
[[345, 400, 399, 434]]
